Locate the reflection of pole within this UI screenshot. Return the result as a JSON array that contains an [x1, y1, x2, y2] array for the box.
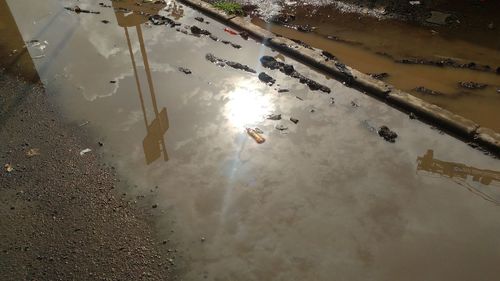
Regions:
[[124, 27, 149, 128], [114, 0, 169, 164]]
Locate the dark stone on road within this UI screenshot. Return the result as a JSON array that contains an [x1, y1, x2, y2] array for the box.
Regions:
[[190, 25, 211, 35], [178, 67, 192, 75], [259, 72, 276, 85], [378, 126, 398, 143]]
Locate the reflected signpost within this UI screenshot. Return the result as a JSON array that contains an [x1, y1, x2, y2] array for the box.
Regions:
[[112, 0, 169, 165], [417, 150, 500, 205]]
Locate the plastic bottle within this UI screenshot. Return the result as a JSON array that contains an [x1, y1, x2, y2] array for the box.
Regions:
[[246, 128, 265, 144]]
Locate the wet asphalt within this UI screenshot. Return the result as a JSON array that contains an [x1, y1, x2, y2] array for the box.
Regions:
[[1, 0, 500, 280]]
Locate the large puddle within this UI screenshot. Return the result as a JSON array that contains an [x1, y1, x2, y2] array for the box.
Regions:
[[252, 6, 500, 131], [2, 0, 500, 280]]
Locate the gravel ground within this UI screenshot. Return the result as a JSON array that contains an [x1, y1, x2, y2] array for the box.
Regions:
[[0, 72, 175, 280]]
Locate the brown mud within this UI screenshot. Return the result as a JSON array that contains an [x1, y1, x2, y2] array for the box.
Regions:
[[249, 1, 500, 131]]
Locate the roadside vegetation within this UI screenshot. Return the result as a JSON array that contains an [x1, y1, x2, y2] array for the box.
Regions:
[[212, 1, 244, 16]]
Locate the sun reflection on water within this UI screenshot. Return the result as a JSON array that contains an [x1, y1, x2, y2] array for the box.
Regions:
[[225, 79, 274, 128]]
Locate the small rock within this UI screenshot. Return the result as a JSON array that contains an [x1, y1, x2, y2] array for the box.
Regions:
[[178, 67, 192, 75], [267, 114, 282, 120], [378, 126, 398, 143], [239, 31, 249, 40], [258, 72, 276, 85]]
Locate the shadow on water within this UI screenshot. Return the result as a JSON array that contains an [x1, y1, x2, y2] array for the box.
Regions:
[[113, 0, 170, 165], [417, 149, 500, 205]]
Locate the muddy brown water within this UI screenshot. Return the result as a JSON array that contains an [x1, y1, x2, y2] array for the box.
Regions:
[[252, 8, 500, 131], [2, 0, 500, 280]]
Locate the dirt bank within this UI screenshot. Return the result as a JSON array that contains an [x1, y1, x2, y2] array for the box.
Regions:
[[0, 71, 175, 280]]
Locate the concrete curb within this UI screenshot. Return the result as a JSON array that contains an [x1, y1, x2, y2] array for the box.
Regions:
[[178, 0, 500, 156]]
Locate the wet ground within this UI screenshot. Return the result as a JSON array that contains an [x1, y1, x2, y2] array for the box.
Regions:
[[2, 0, 500, 280], [241, 0, 500, 130]]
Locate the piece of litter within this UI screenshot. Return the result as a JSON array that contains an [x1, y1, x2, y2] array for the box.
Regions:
[[26, 148, 40, 157], [290, 117, 299, 124], [79, 121, 89, 127], [80, 148, 92, 156], [246, 128, 265, 144], [4, 163, 14, 173], [409, 1, 421, 5]]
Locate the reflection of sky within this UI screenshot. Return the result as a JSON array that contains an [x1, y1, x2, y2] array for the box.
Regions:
[[224, 78, 274, 128]]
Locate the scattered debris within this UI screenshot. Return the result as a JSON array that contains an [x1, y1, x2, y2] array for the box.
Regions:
[[194, 17, 204, 22], [290, 117, 299, 124], [414, 86, 444, 96], [79, 148, 92, 156], [458, 81, 487, 90], [258, 72, 276, 85], [296, 24, 315, 33], [64, 6, 100, 14], [205, 54, 256, 73], [329, 97, 335, 104], [267, 114, 282, 120], [191, 25, 211, 36], [321, 50, 336, 61], [26, 148, 40, 157], [270, 13, 295, 25], [277, 89, 289, 93], [260, 56, 330, 93], [4, 163, 14, 173], [351, 101, 359, 107], [231, 43, 242, 49], [178, 67, 192, 74], [246, 128, 265, 144], [378, 126, 398, 143], [149, 15, 178, 27], [409, 113, 416, 119], [370, 72, 389, 80]]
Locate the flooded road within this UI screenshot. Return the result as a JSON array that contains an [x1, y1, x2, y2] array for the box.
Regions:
[[252, 8, 500, 131], [2, 0, 500, 280]]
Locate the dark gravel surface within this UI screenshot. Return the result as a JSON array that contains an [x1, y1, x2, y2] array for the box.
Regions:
[[0, 72, 175, 280]]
